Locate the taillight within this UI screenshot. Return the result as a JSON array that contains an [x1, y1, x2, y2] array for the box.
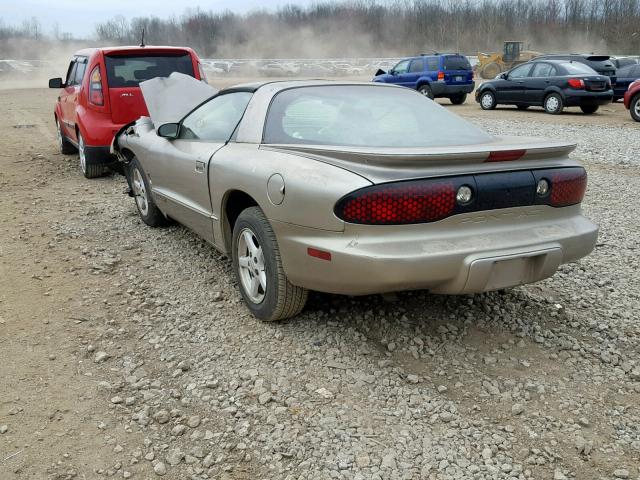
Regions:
[[89, 65, 104, 106], [549, 169, 587, 207], [486, 149, 526, 162], [335, 180, 456, 225], [198, 62, 208, 83], [437, 71, 445, 81], [567, 78, 585, 89]]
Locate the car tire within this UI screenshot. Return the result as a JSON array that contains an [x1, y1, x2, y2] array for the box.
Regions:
[[232, 206, 308, 322], [630, 94, 640, 122], [479, 90, 497, 110], [516, 105, 529, 110], [543, 93, 564, 115], [580, 105, 599, 114], [418, 84, 434, 99], [78, 133, 106, 178], [450, 93, 467, 105], [128, 157, 169, 227], [55, 117, 76, 154]]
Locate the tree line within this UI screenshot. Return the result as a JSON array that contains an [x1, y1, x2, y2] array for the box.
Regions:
[[1, 0, 639, 60]]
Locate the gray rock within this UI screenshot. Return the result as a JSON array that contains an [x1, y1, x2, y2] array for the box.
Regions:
[[153, 462, 167, 476]]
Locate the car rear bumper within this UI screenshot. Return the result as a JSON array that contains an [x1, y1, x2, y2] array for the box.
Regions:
[[562, 89, 613, 106], [430, 81, 475, 97], [272, 205, 598, 296]]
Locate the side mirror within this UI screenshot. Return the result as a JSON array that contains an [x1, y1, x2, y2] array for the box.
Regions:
[[49, 77, 64, 88], [499, 72, 508, 80], [157, 123, 180, 139]]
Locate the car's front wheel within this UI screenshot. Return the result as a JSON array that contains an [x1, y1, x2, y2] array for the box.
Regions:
[[129, 157, 169, 227], [232, 206, 308, 321], [78, 133, 106, 178], [418, 84, 434, 99], [450, 93, 467, 105], [543, 93, 564, 114], [630, 94, 640, 122], [479, 91, 497, 110], [580, 105, 599, 114], [55, 117, 76, 154]]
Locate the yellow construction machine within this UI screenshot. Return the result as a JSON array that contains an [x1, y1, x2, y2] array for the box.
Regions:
[[477, 41, 542, 79]]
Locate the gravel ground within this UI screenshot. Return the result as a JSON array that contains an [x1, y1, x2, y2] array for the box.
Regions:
[[1, 88, 639, 480]]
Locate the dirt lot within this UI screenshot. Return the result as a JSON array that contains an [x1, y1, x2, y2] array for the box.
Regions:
[[1, 84, 639, 480]]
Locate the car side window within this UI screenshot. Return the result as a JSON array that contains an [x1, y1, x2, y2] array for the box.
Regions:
[[74, 59, 87, 85], [179, 92, 252, 142], [409, 59, 424, 73], [427, 58, 439, 71], [393, 60, 410, 74], [530, 63, 555, 77], [634, 65, 640, 76], [65, 61, 77, 86], [509, 64, 532, 79]]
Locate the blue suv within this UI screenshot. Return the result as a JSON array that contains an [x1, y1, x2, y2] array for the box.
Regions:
[[373, 54, 475, 104]]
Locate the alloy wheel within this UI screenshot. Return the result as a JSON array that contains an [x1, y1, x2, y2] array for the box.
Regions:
[[131, 168, 149, 216], [546, 96, 560, 113], [237, 228, 267, 304], [481, 93, 494, 109]]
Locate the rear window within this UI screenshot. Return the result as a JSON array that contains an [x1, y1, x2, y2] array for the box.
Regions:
[[264, 85, 492, 148], [104, 54, 194, 88], [561, 62, 597, 75], [443, 56, 471, 71]]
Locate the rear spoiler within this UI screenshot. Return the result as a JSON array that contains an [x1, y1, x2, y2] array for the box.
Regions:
[[585, 55, 610, 61]]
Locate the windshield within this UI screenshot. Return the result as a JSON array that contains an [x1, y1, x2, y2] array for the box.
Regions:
[[105, 54, 194, 88], [263, 85, 493, 148], [443, 56, 471, 70], [561, 62, 597, 75]]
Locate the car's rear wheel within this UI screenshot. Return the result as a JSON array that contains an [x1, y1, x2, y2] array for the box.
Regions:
[[55, 117, 76, 154], [129, 157, 169, 227], [543, 93, 564, 114], [78, 133, 106, 178], [580, 105, 599, 114], [418, 84, 434, 99], [630, 94, 640, 122], [232, 206, 308, 321], [450, 93, 467, 105], [479, 90, 497, 110]]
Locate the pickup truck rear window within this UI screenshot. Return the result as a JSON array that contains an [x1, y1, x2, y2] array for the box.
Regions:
[[443, 56, 471, 71], [104, 54, 194, 88]]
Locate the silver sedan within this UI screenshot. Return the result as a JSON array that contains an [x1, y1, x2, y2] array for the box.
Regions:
[[114, 78, 598, 321]]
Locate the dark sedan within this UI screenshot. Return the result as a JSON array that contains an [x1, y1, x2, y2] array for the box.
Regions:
[[475, 60, 613, 114], [614, 63, 640, 101]]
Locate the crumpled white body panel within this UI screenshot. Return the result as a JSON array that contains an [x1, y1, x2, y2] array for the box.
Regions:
[[139, 72, 218, 129]]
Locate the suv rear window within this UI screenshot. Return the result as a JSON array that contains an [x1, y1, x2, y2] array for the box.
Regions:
[[104, 54, 194, 88], [443, 56, 471, 70]]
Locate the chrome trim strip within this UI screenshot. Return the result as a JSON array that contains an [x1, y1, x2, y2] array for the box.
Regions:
[[152, 188, 217, 220]]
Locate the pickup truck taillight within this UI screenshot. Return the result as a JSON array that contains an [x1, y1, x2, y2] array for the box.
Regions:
[[89, 65, 104, 106]]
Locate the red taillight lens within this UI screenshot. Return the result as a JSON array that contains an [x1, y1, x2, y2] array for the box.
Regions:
[[336, 181, 456, 225], [437, 71, 445, 81], [89, 65, 104, 106], [486, 149, 527, 162], [550, 169, 587, 207], [567, 78, 585, 89]]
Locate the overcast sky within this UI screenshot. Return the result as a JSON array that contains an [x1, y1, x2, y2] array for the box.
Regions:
[[0, 0, 320, 38]]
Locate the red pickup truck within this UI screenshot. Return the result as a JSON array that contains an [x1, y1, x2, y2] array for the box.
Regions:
[[49, 46, 206, 178]]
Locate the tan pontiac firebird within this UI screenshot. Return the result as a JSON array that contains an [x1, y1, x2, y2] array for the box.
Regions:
[[113, 75, 598, 321]]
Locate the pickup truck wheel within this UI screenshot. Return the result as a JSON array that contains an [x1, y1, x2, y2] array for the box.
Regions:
[[580, 105, 599, 114], [479, 91, 497, 110], [78, 133, 106, 178], [630, 94, 640, 122], [418, 84, 434, 99], [233, 206, 308, 321], [55, 118, 76, 154], [543, 93, 564, 114], [450, 93, 467, 105], [129, 157, 169, 227]]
